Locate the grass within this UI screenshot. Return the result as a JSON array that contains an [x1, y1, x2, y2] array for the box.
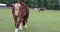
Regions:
[[0, 8, 60, 32]]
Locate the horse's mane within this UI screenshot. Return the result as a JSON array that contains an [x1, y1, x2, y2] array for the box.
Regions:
[[20, 2, 27, 6]]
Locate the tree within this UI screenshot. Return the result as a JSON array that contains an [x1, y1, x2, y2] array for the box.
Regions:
[[0, 0, 60, 10]]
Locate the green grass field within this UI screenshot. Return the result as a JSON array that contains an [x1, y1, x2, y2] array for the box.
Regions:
[[0, 8, 60, 32]]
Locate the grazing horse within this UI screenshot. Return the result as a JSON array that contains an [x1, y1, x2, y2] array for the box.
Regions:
[[39, 6, 45, 12], [12, 2, 29, 32]]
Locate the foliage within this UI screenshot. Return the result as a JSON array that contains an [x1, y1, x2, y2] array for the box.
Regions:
[[0, 0, 60, 10]]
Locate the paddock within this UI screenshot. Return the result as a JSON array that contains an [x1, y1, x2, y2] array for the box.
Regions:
[[0, 8, 60, 32]]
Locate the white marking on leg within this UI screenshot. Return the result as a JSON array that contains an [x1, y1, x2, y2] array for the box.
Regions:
[[19, 22, 23, 30], [15, 28, 18, 32], [24, 23, 28, 29]]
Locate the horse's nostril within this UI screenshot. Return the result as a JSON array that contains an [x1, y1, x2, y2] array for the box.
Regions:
[[16, 9, 18, 10], [16, 9, 18, 11]]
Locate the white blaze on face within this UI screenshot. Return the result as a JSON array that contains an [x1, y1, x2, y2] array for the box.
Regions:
[[14, 3, 21, 16]]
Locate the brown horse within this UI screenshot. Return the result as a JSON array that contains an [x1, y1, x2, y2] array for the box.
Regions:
[[39, 6, 45, 12], [12, 2, 29, 32]]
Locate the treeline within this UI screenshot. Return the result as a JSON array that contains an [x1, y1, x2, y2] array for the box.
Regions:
[[0, 0, 60, 10]]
